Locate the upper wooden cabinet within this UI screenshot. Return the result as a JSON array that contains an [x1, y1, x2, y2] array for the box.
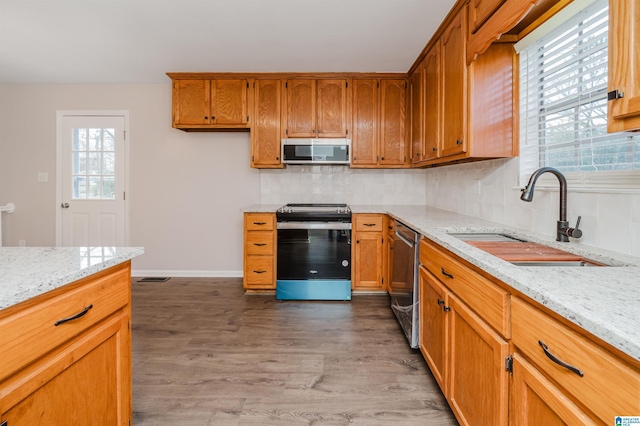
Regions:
[[410, 5, 516, 168], [440, 9, 468, 159], [469, 0, 506, 34], [285, 79, 349, 138], [352, 79, 407, 168], [409, 62, 424, 163], [607, 0, 640, 132], [251, 80, 283, 168], [171, 78, 250, 130]]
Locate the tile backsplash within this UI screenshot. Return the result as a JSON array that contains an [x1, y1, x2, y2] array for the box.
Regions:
[[259, 159, 639, 257], [260, 166, 428, 205]]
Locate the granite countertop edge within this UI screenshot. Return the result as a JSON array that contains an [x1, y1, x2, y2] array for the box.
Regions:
[[246, 203, 640, 361], [1, 247, 145, 311]]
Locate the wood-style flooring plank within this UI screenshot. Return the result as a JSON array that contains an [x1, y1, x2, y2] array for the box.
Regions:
[[131, 278, 457, 425]]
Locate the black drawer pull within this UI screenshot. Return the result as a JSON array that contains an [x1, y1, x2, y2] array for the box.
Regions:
[[441, 268, 454, 279], [253, 270, 267, 274], [363, 223, 376, 227], [253, 243, 267, 246], [253, 222, 267, 225], [54, 304, 93, 326], [539, 340, 584, 377], [437, 299, 445, 306]]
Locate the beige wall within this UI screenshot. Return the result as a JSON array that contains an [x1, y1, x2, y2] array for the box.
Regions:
[[0, 84, 260, 275]]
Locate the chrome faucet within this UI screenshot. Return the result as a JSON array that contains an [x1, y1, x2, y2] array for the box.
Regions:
[[520, 167, 582, 242]]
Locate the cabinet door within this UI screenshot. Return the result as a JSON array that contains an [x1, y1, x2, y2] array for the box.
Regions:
[[317, 79, 348, 137], [440, 9, 468, 158], [607, 0, 640, 132], [211, 79, 249, 125], [410, 63, 424, 163], [353, 232, 383, 290], [511, 354, 597, 426], [448, 293, 509, 426], [379, 79, 407, 166], [419, 267, 447, 393], [172, 80, 211, 126], [423, 43, 441, 161], [351, 80, 379, 166], [351, 79, 379, 166], [251, 80, 282, 167], [0, 314, 131, 426], [286, 79, 316, 137]]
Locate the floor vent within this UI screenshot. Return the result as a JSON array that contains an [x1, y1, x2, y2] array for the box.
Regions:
[[137, 277, 170, 282]]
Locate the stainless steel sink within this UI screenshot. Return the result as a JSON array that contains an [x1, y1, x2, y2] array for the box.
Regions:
[[510, 260, 602, 267], [447, 232, 527, 242]]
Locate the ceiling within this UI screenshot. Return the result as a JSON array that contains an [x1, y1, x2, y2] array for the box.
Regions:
[[0, 0, 457, 84]]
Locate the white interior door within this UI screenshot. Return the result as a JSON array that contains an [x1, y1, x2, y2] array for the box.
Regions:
[[60, 115, 126, 247]]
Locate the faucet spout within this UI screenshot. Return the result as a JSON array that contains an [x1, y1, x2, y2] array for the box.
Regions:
[[520, 167, 570, 242]]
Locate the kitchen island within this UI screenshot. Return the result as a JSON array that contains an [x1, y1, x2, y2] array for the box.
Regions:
[[0, 246, 143, 425]]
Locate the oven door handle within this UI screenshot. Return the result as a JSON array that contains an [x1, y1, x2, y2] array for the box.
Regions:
[[277, 222, 352, 230]]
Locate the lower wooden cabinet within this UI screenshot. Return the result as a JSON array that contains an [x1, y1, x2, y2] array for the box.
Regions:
[[243, 213, 277, 290], [0, 263, 132, 426], [419, 267, 447, 392], [511, 353, 596, 426], [352, 214, 384, 291]]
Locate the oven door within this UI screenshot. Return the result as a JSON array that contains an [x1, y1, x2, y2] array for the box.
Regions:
[[276, 221, 352, 300]]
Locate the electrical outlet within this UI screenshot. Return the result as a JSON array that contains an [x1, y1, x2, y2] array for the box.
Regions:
[[475, 179, 481, 196], [18, 239, 26, 247], [38, 172, 48, 183]]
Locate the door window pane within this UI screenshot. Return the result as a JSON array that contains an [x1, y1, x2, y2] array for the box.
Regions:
[[72, 127, 116, 199]]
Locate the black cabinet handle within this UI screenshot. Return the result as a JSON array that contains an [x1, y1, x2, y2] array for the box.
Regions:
[[253, 243, 267, 246], [437, 299, 445, 306], [363, 223, 376, 227], [253, 270, 267, 274], [441, 268, 454, 279], [538, 340, 584, 377], [456, 140, 463, 145], [54, 304, 93, 326], [443, 305, 451, 312], [253, 222, 267, 225]]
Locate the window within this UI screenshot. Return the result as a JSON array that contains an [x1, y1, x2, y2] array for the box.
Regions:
[[72, 127, 116, 199], [518, 0, 640, 188]]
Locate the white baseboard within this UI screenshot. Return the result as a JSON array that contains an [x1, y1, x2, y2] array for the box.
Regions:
[[131, 270, 243, 278]]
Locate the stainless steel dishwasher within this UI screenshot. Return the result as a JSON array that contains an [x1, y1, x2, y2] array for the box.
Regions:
[[390, 220, 420, 348]]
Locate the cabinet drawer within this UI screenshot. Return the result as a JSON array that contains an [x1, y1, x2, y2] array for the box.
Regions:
[[0, 266, 130, 382], [245, 232, 274, 255], [245, 213, 275, 231], [420, 238, 510, 338], [354, 215, 384, 232], [512, 297, 640, 423], [244, 257, 275, 287]]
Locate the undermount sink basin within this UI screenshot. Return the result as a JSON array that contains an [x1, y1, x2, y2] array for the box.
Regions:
[[447, 232, 610, 267], [447, 232, 526, 242], [510, 260, 603, 267]]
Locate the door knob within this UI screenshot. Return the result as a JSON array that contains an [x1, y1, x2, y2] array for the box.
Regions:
[[61, 203, 69, 208]]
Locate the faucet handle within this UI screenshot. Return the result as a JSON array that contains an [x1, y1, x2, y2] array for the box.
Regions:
[[566, 216, 583, 239]]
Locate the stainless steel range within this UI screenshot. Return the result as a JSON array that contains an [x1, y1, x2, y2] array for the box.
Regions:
[[276, 203, 352, 300]]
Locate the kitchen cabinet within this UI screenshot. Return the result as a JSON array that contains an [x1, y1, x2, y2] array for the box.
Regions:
[[384, 217, 395, 292], [607, 0, 640, 132], [419, 237, 510, 425], [171, 78, 250, 129], [243, 213, 277, 290], [251, 80, 283, 168], [511, 296, 640, 424], [0, 263, 132, 425], [352, 214, 384, 291], [440, 8, 468, 159], [352, 79, 407, 168], [419, 267, 447, 392], [411, 43, 441, 165], [285, 79, 349, 138], [511, 353, 596, 425]]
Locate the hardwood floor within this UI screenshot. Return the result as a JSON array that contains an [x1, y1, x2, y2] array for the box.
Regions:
[[131, 278, 457, 425]]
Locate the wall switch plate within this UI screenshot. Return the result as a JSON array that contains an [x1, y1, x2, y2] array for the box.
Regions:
[[38, 172, 48, 183]]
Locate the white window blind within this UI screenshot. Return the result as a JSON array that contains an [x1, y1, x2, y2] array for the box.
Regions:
[[519, 0, 640, 188]]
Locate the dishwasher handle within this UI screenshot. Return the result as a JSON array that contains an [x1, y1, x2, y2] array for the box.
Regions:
[[395, 222, 417, 247]]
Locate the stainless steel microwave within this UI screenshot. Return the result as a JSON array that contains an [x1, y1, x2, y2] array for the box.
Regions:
[[281, 138, 350, 165]]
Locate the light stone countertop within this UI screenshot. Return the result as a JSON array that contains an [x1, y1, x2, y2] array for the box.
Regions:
[[245, 203, 640, 361], [0, 247, 144, 311]]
